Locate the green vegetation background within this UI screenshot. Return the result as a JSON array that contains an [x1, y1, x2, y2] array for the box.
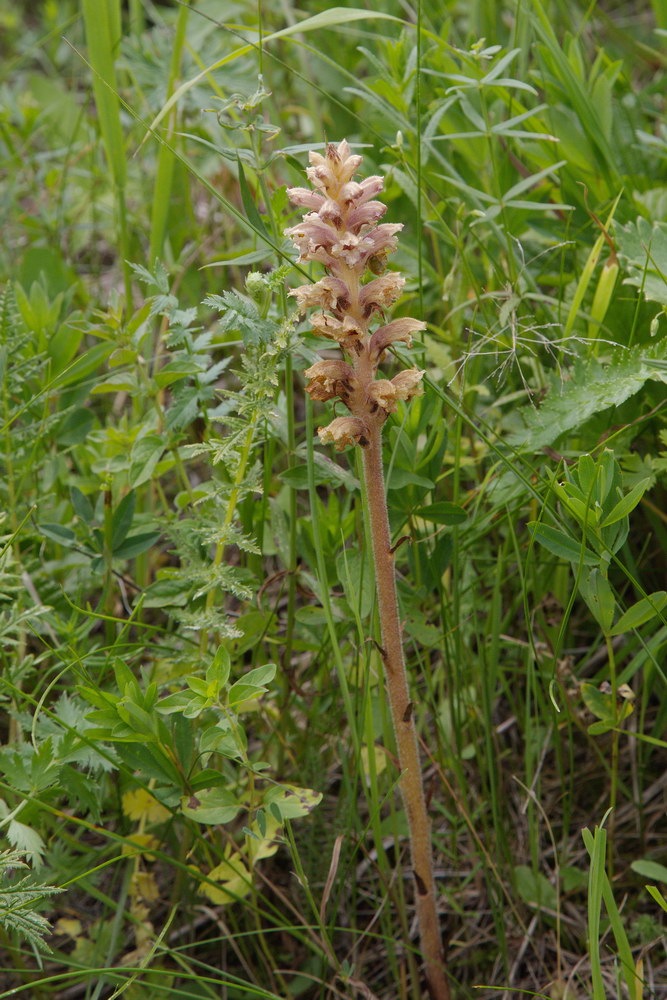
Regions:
[[0, 1, 666, 998]]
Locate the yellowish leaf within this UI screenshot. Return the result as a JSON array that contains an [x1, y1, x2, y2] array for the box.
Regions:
[[360, 744, 388, 782], [198, 852, 251, 906], [121, 833, 160, 857], [130, 870, 159, 904], [55, 918, 82, 939], [247, 812, 282, 864], [122, 788, 170, 823]]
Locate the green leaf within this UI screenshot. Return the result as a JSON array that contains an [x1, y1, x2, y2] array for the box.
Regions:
[[413, 501, 467, 525], [581, 682, 614, 721], [616, 218, 667, 305], [237, 156, 269, 240], [386, 468, 435, 490], [529, 522, 598, 565], [113, 531, 160, 560], [580, 568, 616, 633], [39, 523, 77, 547], [111, 492, 136, 550], [239, 664, 276, 688], [129, 435, 165, 488], [70, 486, 94, 524], [631, 860, 667, 884], [7, 821, 46, 867], [514, 865, 557, 910], [180, 788, 240, 825], [336, 549, 373, 619], [646, 885, 667, 913], [610, 592, 667, 635], [509, 345, 667, 450], [207, 646, 231, 690], [154, 359, 202, 388], [600, 478, 650, 527]]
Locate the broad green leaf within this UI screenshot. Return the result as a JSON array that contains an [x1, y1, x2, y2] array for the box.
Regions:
[[581, 682, 614, 721], [240, 664, 277, 688], [337, 549, 373, 619], [514, 864, 557, 910], [610, 592, 667, 635], [39, 523, 76, 547], [386, 468, 435, 490], [154, 359, 202, 388]]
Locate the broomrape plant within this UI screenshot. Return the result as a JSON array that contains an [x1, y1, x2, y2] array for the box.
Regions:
[[286, 141, 450, 1000]]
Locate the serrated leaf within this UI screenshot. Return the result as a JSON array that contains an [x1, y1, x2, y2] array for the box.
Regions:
[[7, 821, 46, 866], [509, 344, 667, 450]]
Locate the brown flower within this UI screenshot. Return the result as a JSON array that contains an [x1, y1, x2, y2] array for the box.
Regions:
[[369, 318, 426, 360], [304, 360, 356, 403], [391, 368, 425, 401], [318, 416, 370, 450]]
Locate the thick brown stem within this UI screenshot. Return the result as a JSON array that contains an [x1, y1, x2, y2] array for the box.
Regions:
[[362, 424, 450, 1000]]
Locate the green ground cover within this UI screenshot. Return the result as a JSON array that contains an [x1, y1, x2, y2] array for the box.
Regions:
[[0, 1, 666, 997]]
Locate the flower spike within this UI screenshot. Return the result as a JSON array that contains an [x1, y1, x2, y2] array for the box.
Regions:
[[287, 142, 450, 1000]]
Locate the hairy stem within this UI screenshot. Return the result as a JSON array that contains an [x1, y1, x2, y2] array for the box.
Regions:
[[362, 423, 450, 1000]]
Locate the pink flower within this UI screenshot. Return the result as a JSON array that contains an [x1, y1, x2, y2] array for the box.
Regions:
[[359, 273, 406, 316], [286, 187, 325, 211], [290, 276, 349, 313]]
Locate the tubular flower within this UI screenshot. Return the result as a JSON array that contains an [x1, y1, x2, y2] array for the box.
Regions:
[[318, 416, 369, 450], [286, 140, 426, 450]]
